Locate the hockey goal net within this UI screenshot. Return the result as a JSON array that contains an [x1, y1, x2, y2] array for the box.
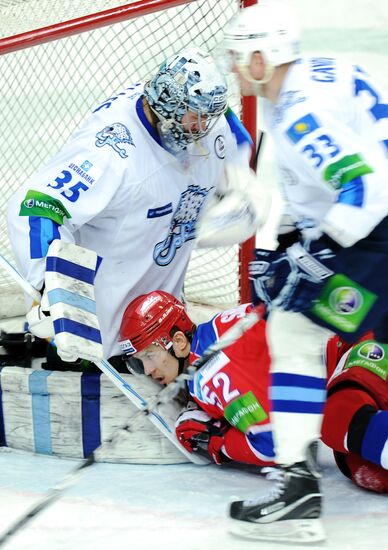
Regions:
[[0, 0, 256, 318]]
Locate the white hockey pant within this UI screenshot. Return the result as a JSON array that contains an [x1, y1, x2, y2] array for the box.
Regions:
[[267, 310, 333, 465]]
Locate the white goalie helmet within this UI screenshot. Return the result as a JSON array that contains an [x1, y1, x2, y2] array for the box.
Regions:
[[223, 0, 301, 87], [144, 47, 228, 153]]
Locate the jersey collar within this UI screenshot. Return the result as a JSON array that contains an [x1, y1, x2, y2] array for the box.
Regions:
[[136, 96, 163, 147]]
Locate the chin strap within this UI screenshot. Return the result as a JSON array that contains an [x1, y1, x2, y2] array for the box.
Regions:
[[168, 346, 189, 375], [178, 356, 189, 375]]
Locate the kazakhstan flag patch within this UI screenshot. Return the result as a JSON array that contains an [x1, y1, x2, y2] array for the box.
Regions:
[[286, 113, 320, 144]]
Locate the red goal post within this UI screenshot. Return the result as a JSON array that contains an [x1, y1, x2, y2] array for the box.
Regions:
[[0, 0, 257, 317]]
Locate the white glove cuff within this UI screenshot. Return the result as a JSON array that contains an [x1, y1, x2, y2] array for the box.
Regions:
[[26, 304, 54, 339]]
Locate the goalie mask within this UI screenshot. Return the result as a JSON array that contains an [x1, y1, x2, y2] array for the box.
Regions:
[[144, 48, 228, 154], [223, 0, 300, 90], [119, 290, 195, 356]]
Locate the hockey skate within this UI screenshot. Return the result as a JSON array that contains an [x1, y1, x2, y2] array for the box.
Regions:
[[229, 460, 326, 544]]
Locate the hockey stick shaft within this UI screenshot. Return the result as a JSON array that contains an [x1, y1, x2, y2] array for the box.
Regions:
[[251, 130, 265, 172], [0, 377, 188, 547], [93, 358, 207, 464], [0, 454, 94, 547], [0, 252, 206, 465], [0, 254, 263, 459], [0, 254, 41, 302]]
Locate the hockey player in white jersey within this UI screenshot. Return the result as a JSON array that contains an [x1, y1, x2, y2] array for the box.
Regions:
[[223, 0, 388, 543], [7, 47, 253, 361]]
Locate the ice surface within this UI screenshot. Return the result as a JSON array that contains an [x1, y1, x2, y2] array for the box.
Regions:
[[1, 1, 387, 549], [0, 443, 387, 550]]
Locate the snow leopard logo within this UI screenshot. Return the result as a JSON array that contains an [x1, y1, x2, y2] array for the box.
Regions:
[[153, 184, 211, 266], [95, 123, 135, 158]]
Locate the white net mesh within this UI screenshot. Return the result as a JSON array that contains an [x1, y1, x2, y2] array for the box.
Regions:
[[0, 0, 245, 318]]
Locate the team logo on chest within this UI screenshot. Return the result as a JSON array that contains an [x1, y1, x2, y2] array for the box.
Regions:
[[95, 123, 135, 158], [214, 135, 225, 159], [153, 184, 211, 266]]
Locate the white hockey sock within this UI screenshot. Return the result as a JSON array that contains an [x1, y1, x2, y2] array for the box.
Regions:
[[267, 310, 333, 464]]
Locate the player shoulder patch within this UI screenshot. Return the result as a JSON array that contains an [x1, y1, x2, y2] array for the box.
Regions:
[[19, 190, 71, 225], [345, 340, 388, 381], [224, 391, 268, 432], [95, 122, 135, 158], [286, 113, 321, 144]]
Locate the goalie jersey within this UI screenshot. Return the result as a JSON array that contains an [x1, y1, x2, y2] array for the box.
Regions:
[[7, 83, 251, 358]]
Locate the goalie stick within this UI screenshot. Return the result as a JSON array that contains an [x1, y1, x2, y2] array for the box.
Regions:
[[0, 373, 190, 548], [0, 254, 264, 546], [0, 253, 264, 460], [0, 252, 206, 465]]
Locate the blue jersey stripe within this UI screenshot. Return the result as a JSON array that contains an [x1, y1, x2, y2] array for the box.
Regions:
[[272, 372, 326, 390], [225, 108, 253, 147], [247, 430, 275, 458], [272, 399, 325, 414], [191, 318, 217, 358], [46, 256, 96, 284], [29, 370, 52, 455], [81, 373, 101, 457], [29, 217, 60, 259], [271, 386, 326, 403], [337, 176, 364, 207], [53, 318, 102, 343], [48, 288, 96, 314], [136, 96, 162, 146], [361, 410, 388, 466]]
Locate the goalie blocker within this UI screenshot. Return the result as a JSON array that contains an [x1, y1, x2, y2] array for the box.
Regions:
[[26, 240, 104, 363]]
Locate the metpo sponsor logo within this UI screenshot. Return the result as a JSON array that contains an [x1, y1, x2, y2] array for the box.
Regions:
[[23, 198, 67, 217], [328, 159, 366, 189]]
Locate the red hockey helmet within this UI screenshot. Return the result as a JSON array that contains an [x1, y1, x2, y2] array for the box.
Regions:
[[119, 290, 195, 355]]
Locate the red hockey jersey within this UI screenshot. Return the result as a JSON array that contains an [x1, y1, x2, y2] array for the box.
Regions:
[[188, 304, 275, 465], [323, 333, 388, 492]]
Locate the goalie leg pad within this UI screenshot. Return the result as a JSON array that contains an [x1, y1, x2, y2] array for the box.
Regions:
[[45, 240, 103, 362]]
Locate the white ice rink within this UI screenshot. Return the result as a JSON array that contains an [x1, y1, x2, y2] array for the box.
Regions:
[[0, 442, 387, 550], [1, 0, 388, 548]]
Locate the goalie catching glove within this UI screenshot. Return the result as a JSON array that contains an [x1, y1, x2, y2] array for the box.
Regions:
[[175, 408, 230, 465], [249, 236, 340, 312]]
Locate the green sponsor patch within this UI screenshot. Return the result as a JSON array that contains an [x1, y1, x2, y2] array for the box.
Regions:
[[311, 273, 377, 333], [324, 153, 373, 190], [224, 391, 268, 433], [19, 190, 71, 225], [345, 340, 388, 381]]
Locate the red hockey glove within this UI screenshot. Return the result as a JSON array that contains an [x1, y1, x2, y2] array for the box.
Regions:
[[175, 409, 230, 465]]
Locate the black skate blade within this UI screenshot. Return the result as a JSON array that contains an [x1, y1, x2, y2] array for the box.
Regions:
[[228, 517, 326, 544]]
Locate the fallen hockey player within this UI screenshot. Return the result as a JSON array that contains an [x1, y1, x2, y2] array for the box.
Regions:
[[119, 290, 388, 495]]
